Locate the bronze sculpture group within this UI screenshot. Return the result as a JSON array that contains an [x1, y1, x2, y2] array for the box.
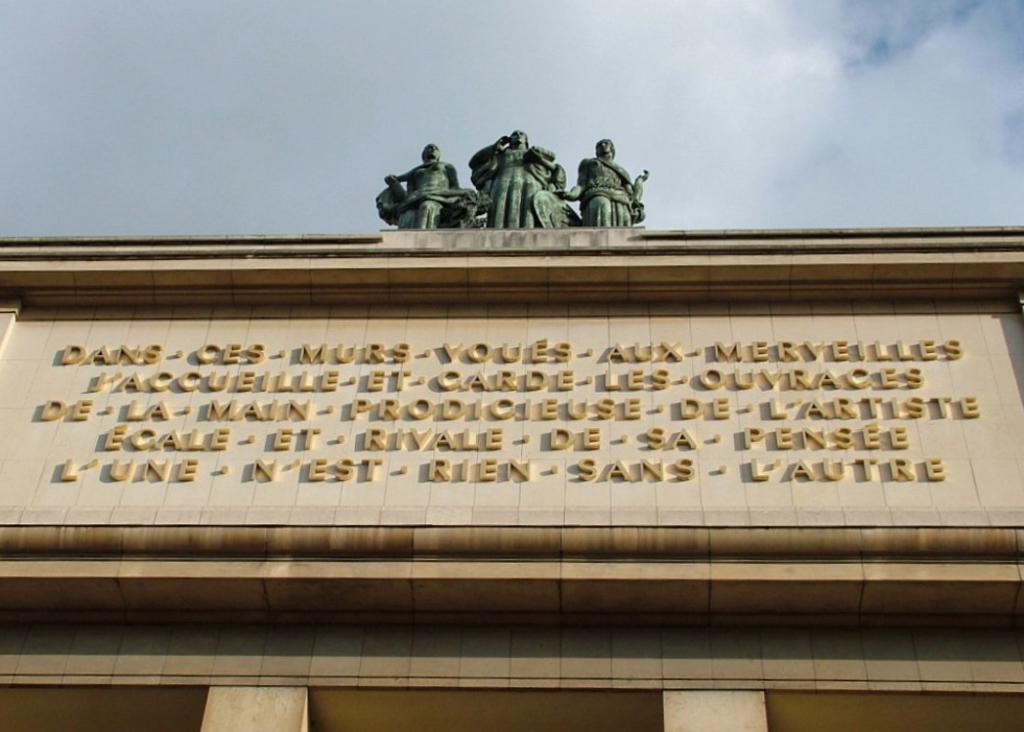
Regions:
[[377, 132, 649, 229]]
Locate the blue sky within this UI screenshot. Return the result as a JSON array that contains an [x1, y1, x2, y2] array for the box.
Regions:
[[0, 0, 1021, 235]]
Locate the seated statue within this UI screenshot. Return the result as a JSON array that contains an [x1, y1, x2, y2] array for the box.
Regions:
[[469, 130, 579, 228], [376, 144, 482, 229], [567, 139, 649, 227]]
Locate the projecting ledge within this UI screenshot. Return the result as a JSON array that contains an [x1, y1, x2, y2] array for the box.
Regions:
[[2, 227, 1023, 305], [0, 557, 1020, 625], [0, 525, 1020, 560]]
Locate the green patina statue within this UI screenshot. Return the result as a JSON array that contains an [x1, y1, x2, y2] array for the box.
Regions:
[[376, 144, 481, 229], [567, 139, 649, 227], [375, 136, 648, 229], [468, 131, 578, 228]]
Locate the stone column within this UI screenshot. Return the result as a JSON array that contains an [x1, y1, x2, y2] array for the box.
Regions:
[[201, 687, 308, 732], [663, 691, 768, 732]]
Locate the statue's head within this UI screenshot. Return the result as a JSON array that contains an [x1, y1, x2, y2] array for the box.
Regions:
[[509, 130, 529, 148], [596, 139, 615, 158], [421, 144, 441, 163]]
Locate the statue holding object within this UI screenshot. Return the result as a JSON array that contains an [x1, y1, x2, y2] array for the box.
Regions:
[[376, 144, 482, 229], [567, 139, 649, 227], [468, 130, 579, 229], [374, 135, 648, 229]]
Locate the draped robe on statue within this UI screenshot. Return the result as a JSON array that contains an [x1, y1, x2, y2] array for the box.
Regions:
[[577, 156, 636, 227], [377, 160, 479, 229], [470, 144, 564, 228]]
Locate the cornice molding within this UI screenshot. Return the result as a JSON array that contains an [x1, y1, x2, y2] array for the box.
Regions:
[[2, 227, 1024, 306], [0, 525, 1018, 560]]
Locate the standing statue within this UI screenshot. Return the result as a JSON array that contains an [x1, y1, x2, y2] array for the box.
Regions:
[[376, 144, 482, 229], [568, 139, 649, 227], [469, 130, 578, 228]]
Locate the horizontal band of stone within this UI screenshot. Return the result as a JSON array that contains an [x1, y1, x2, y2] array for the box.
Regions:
[[0, 525, 1020, 560], [2, 226, 1023, 256], [0, 233, 383, 255], [0, 555, 1020, 623], [6, 622, 1024, 692], [0, 526, 1021, 624], [2, 228, 1024, 305]]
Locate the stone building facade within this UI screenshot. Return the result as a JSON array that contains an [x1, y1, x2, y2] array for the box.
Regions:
[[0, 227, 1023, 730]]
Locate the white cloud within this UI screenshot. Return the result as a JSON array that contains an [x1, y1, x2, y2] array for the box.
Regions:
[[0, 0, 1020, 235]]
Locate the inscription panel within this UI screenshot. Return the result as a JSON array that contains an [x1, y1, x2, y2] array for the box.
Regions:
[[0, 305, 1020, 526]]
